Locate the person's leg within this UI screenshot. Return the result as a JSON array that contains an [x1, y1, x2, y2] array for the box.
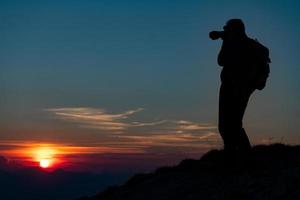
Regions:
[[235, 86, 255, 151], [218, 83, 238, 153], [238, 128, 251, 151], [219, 83, 255, 153]]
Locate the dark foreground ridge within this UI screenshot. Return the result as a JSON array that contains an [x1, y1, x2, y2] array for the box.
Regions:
[[79, 144, 300, 200]]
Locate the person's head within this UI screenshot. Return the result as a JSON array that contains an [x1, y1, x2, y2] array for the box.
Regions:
[[223, 19, 246, 39]]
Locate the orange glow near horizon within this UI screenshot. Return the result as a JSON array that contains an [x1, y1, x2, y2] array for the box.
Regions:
[[34, 147, 56, 169], [0, 140, 146, 170], [0, 139, 215, 172]]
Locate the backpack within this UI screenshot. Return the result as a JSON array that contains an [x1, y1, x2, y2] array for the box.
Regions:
[[248, 39, 271, 90]]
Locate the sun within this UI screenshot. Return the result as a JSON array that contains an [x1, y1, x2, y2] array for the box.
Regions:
[[40, 159, 51, 168], [33, 147, 56, 169]]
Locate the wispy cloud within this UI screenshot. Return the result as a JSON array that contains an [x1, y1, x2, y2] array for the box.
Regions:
[[117, 132, 219, 148], [177, 120, 216, 130], [0, 141, 144, 157], [44, 107, 220, 153], [45, 107, 145, 132], [45, 107, 216, 133]]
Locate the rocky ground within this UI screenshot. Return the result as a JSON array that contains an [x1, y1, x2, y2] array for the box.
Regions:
[[79, 144, 300, 200]]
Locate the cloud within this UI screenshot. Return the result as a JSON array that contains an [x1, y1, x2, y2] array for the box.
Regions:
[[45, 107, 216, 133], [44, 107, 220, 153], [131, 120, 170, 127], [45, 107, 145, 132], [0, 140, 146, 167], [117, 132, 220, 149], [176, 120, 216, 131]]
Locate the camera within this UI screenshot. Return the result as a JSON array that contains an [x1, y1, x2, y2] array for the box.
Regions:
[[209, 31, 225, 40]]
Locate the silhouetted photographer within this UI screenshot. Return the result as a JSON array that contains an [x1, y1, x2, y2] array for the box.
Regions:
[[210, 19, 271, 158]]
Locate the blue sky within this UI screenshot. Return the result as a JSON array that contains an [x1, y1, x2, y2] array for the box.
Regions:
[[0, 0, 299, 171]]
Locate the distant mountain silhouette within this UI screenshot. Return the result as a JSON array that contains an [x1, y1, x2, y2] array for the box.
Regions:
[[0, 161, 131, 200], [79, 144, 300, 200]]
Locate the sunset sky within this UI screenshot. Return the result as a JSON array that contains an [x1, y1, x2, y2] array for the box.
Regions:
[[0, 0, 299, 172]]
